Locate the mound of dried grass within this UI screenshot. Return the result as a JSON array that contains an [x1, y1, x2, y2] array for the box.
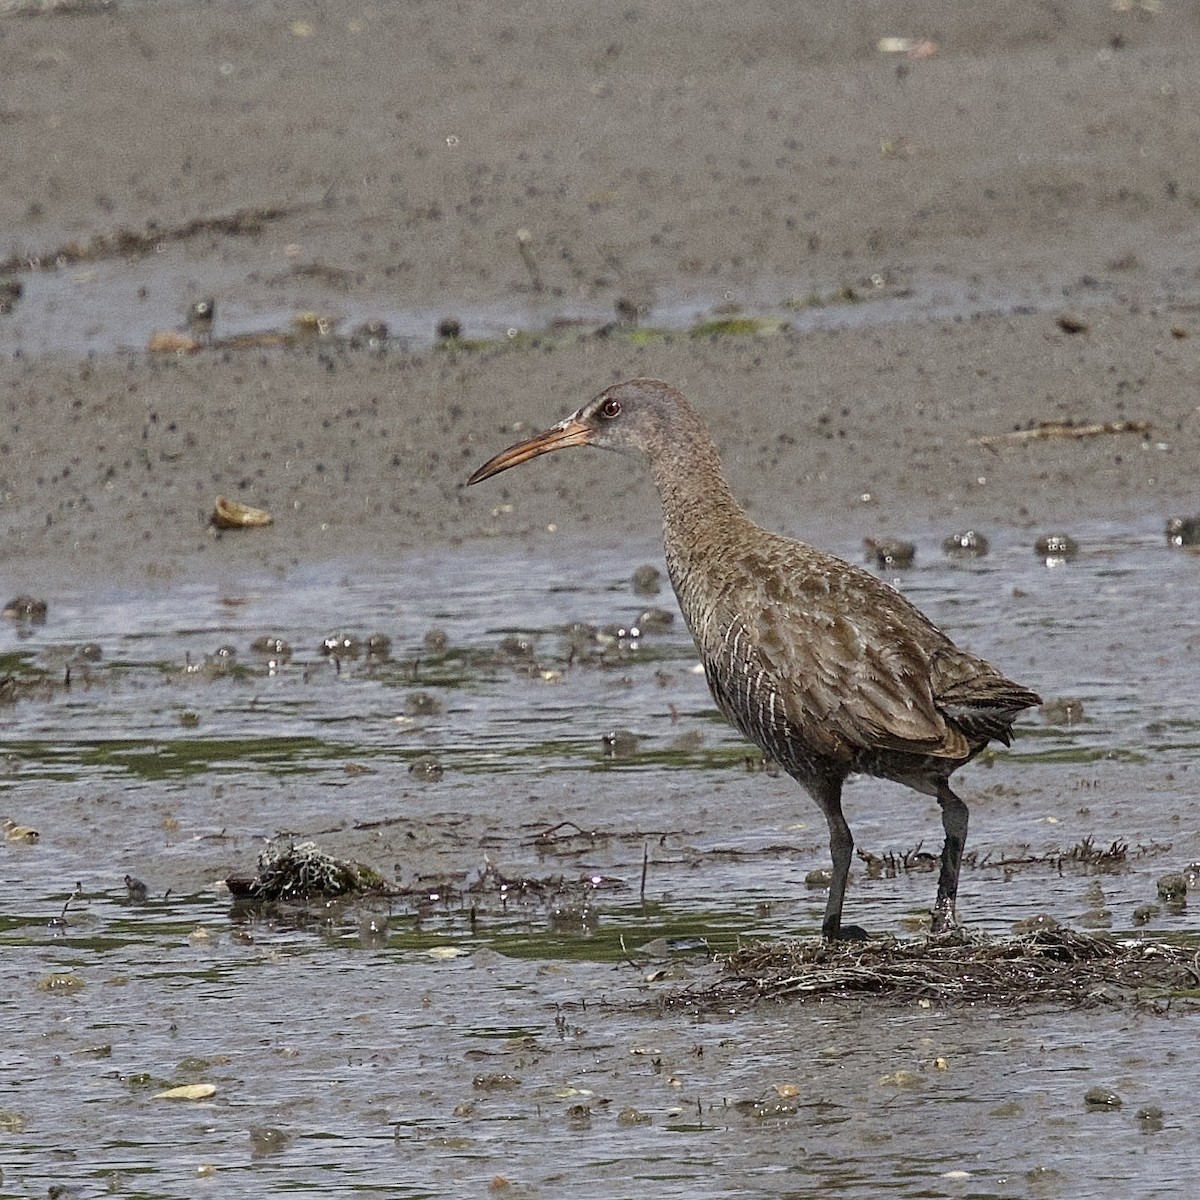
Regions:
[[686, 928, 1200, 1009]]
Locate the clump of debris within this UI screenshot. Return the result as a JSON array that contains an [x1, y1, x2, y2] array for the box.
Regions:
[[675, 927, 1200, 1010], [226, 840, 390, 903]]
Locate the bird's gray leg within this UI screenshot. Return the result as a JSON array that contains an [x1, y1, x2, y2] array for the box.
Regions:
[[933, 781, 969, 934], [808, 776, 865, 941]]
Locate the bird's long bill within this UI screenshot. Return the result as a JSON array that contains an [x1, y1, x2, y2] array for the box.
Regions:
[[466, 414, 591, 485]]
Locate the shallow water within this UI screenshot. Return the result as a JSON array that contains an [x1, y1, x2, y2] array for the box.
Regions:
[[0, 247, 1105, 358], [2, 517, 1199, 1197]]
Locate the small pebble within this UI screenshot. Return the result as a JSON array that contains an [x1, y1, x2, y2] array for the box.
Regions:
[[942, 529, 990, 558], [804, 868, 833, 888], [1165, 516, 1200, 548], [404, 692, 442, 716], [1035, 533, 1079, 562], [616, 1106, 652, 1127], [1041, 697, 1085, 725], [1156, 873, 1187, 901], [631, 564, 662, 595], [2, 595, 47, 623], [636, 607, 674, 632], [498, 634, 535, 659], [250, 636, 292, 661], [320, 633, 361, 658], [602, 728, 640, 757], [408, 757, 444, 782], [1012, 913, 1060, 934], [1134, 1104, 1164, 1132], [366, 633, 392, 659], [1083, 1086, 1122, 1110], [248, 1125, 291, 1156], [864, 538, 915, 568]]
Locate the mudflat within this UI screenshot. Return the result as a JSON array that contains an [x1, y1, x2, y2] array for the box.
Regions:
[[1, 0, 1198, 588]]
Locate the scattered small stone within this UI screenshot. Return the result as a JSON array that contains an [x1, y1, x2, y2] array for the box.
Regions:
[[2, 595, 47, 623], [473, 1073, 521, 1091], [249, 1125, 291, 1156], [404, 691, 442, 716], [1041, 697, 1085, 726], [602, 728, 640, 757], [36, 972, 85, 994], [636, 607, 675, 632], [616, 1106, 652, 1127], [864, 537, 916, 568], [1165, 516, 1200, 548], [1156, 873, 1187, 901], [1083, 1086, 1122, 1110], [1134, 1104, 1164, 1132], [250, 636, 292, 661], [409, 756, 445, 782], [497, 634, 535, 659], [1011, 913, 1060, 934], [631, 564, 662, 595], [320, 633, 361, 658], [942, 530, 990, 558], [1035, 533, 1079, 562], [366, 633, 393, 659]]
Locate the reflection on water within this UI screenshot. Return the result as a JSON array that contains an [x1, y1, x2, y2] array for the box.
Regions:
[[1, 517, 1198, 1196]]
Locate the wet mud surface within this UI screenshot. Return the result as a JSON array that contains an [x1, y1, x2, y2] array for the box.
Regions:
[[3, 0, 1200, 1196], [4, 535, 1200, 1196]]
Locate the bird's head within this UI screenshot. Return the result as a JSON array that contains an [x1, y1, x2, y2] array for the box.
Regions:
[[466, 378, 688, 485]]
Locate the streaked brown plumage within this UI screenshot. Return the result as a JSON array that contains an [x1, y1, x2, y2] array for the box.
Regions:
[[468, 378, 1041, 939]]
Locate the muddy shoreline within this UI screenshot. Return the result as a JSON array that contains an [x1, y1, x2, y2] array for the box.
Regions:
[[3, 0, 1200, 597]]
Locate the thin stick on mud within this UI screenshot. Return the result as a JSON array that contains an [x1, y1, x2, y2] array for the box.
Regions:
[[640, 843, 649, 903]]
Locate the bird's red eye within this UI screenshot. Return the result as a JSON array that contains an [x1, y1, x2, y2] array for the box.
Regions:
[[600, 398, 621, 419]]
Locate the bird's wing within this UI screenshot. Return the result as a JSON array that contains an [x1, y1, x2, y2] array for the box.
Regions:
[[754, 602, 969, 760], [704, 542, 971, 761]]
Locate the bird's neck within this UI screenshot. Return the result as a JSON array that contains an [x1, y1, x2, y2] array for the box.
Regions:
[[647, 420, 752, 608]]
